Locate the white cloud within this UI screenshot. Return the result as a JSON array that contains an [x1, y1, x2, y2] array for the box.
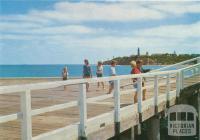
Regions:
[[0, 2, 167, 24], [1, 19, 200, 54], [135, 21, 200, 39], [1, 1, 200, 63], [35, 1, 200, 22], [2, 19, 200, 49], [0, 22, 42, 31], [0, 23, 101, 35], [1, 1, 200, 36], [50, 2, 165, 21], [148, 2, 200, 16]]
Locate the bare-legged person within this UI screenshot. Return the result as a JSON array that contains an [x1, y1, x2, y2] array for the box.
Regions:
[[134, 88, 146, 103], [86, 82, 89, 92], [96, 61, 105, 90], [98, 82, 105, 89], [108, 82, 114, 94], [107, 60, 117, 94], [130, 60, 146, 103], [83, 59, 92, 92], [62, 66, 69, 90]]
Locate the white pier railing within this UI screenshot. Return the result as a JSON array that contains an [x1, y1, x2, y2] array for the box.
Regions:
[[0, 58, 199, 140], [154, 56, 200, 71]]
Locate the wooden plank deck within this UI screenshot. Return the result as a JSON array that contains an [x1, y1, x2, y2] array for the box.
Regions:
[[0, 75, 199, 140]]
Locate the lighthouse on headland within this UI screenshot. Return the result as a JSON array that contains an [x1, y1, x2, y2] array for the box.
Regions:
[[137, 47, 140, 57]]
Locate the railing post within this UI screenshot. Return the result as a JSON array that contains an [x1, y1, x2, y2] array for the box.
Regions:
[[154, 75, 159, 115], [114, 80, 120, 138], [198, 93, 200, 140], [193, 67, 197, 75], [20, 90, 32, 140], [198, 65, 200, 74], [79, 84, 87, 140], [136, 77, 143, 136], [176, 71, 181, 104], [191, 68, 195, 76], [197, 57, 200, 64], [137, 77, 143, 122], [180, 70, 184, 90], [166, 74, 170, 108], [197, 59, 200, 76]]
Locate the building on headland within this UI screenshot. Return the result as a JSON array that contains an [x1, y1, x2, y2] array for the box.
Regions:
[[173, 50, 177, 56], [137, 47, 140, 57], [146, 51, 149, 65], [136, 47, 140, 60]]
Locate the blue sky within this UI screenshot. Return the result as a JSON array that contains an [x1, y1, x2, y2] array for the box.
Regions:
[[0, 1, 200, 64]]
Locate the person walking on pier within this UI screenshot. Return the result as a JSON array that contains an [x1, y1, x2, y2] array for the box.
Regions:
[[96, 61, 105, 89], [83, 59, 92, 92], [108, 60, 117, 94], [130, 60, 146, 102]]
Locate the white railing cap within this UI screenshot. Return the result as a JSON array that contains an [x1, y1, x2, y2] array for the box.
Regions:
[[0, 69, 178, 94], [154, 56, 200, 71]]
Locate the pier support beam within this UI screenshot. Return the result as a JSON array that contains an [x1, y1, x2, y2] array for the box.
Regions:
[[147, 116, 160, 140], [198, 92, 200, 140], [166, 74, 170, 108], [114, 80, 121, 140], [154, 75, 159, 115], [135, 77, 142, 139], [130, 126, 135, 140], [176, 72, 181, 104]]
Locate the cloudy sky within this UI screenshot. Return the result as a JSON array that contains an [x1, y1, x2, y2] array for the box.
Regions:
[[0, 0, 200, 64]]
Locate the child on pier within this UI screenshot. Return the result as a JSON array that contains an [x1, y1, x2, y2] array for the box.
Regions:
[[96, 61, 105, 89], [108, 60, 117, 94]]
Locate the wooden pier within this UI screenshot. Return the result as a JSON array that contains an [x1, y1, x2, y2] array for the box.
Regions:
[[0, 57, 199, 140]]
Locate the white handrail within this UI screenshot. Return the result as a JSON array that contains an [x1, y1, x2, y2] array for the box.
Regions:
[[0, 70, 178, 94], [154, 56, 200, 71], [178, 63, 200, 71]]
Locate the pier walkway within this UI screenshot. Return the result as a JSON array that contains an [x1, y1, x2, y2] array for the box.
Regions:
[[0, 57, 200, 140]]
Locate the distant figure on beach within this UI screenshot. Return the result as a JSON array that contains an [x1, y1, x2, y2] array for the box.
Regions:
[[96, 61, 105, 89], [130, 60, 146, 102], [62, 66, 69, 90], [83, 59, 92, 92], [62, 66, 69, 80], [108, 60, 117, 94]]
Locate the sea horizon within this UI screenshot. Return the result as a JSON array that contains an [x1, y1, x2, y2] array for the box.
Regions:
[[0, 64, 163, 78]]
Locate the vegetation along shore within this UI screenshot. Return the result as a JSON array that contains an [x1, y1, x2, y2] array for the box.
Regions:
[[103, 53, 200, 65]]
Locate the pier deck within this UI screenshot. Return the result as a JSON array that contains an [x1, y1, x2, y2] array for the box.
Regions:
[[0, 74, 199, 140]]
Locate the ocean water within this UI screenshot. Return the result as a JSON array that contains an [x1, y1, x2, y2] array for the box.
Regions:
[[0, 65, 163, 78]]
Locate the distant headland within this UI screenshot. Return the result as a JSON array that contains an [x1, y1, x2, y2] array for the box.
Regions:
[[103, 49, 200, 65]]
